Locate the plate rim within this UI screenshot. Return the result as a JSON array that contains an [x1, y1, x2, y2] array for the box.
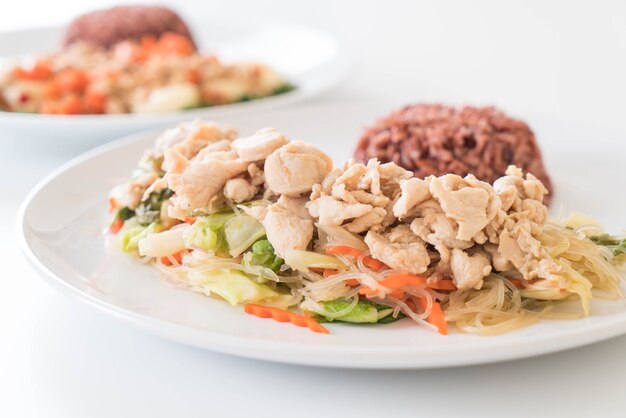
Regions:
[[17, 128, 626, 369]]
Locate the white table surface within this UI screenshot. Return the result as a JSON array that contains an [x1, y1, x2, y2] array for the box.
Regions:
[[3, 1, 626, 417]]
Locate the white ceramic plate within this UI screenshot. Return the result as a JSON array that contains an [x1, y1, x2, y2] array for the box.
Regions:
[[18, 102, 626, 369], [0, 22, 348, 148]]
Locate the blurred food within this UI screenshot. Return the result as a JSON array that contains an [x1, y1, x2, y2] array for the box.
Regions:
[[62, 6, 197, 50], [354, 104, 553, 203], [0, 6, 293, 115]]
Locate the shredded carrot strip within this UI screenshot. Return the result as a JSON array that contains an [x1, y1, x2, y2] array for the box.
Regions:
[[108, 197, 119, 214], [418, 298, 448, 335], [428, 279, 457, 291], [360, 274, 459, 296], [321, 269, 360, 286], [325, 245, 386, 270], [244, 304, 329, 334], [109, 218, 123, 234], [359, 273, 427, 296], [160, 251, 184, 266], [322, 269, 337, 277]]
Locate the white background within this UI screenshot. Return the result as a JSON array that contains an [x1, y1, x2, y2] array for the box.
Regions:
[[3, 1, 626, 417]]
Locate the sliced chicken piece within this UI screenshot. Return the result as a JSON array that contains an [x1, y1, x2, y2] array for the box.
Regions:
[[345, 208, 387, 233], [311, 169, 342, 200], [429, 175, 490, 241], [307, 196, 373, 226], [164, 148, 247, 213], [523, 173, 549, 202], [155, 120, 237, 160], [411, 213, 473, 251], [247, 163, 265, 186], [193, 139, 233, 161], [393, 177, 431, 219], [125, 172, 159, 209], [231, 127, 290, 162], [223, 178, 258, 203], [262, 204, 314, 258], [483, 243, 514, 272], [364, 225, 431, 274], [141, 177, 168, 201], [240, 205, 268, 222], [264, 141, 333, 196], [277, 195, 313, 220], [450, 249, 492, 290]]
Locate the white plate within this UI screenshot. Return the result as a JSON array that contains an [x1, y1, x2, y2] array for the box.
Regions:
[[0, 22, 348, 149], [17, 102, 626, 369]]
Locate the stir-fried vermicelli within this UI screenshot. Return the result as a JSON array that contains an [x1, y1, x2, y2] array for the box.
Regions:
[[107, 121, 625, 335]]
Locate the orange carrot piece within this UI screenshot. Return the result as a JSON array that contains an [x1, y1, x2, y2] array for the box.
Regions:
[[159, 32, 195, 55], [244, 304, 329, 334], [83, 91, 107, 114], [380, 274, 427, 288], [325, 245, 387, 271], [160, 251, 184, 266], [42, 80, 61, 100], [40, 101, 61, 114], [509, 279, 525, 288], [58, 95, 82, 114], [13, 60, 52, 81], [108, 197, 119, 213], [184, 216, 196, 225], [56, 69, 89, 93], [322, 269, 337, 278], [109, 218, 123, 234], [186, 68, 201, 84], [321, 269, 360, 286], [418, 299, 448, 335], [428, 279, 457, 291]]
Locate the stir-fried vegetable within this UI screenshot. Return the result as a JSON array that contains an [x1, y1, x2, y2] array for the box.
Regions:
[[187, 269, 294, 308], [135, 188, 173, 225], [245, 239, 284, 273], [224, 215, 266, 257], [183, 210, 235, 253], [590, 234, 626, 256], [118, 220, 163, 253], [244, 304, 329, 334], [325, 245, 386, 270], [138, 226, 189, 257], [314, 299, 401, 324], [284, 250, 347, 273]]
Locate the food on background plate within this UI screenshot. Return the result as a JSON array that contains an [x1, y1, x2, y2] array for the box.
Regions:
[[107, 120, 625, 335], [0, 6, 293, 115], [354, 104, 554, 204], [62, 6, 197, 50]]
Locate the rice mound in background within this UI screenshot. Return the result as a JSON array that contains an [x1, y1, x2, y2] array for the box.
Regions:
[[354, 104, 554, 204]]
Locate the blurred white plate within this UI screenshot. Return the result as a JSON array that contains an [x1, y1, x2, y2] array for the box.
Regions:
[[0, 22, 348, 148], [17, 102, 626, 369]]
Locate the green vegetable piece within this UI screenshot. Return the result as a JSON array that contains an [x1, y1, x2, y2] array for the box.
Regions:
[[224, 215, 266, 257], [247, 239, 284, 273], [115, 206, 136, 222], [134, 188, 173, 225], [119, 221, 163, 253], [272, 83, 295, 95], [590, 234, 626, 256], [316, 299, 404, 324], [186, 269, 293, 308], [184, 210, 236, 253]]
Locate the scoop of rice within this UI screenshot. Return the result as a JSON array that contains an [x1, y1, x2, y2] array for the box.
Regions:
[[62, 6, 197, 50], [354, 104, 553, 202]]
